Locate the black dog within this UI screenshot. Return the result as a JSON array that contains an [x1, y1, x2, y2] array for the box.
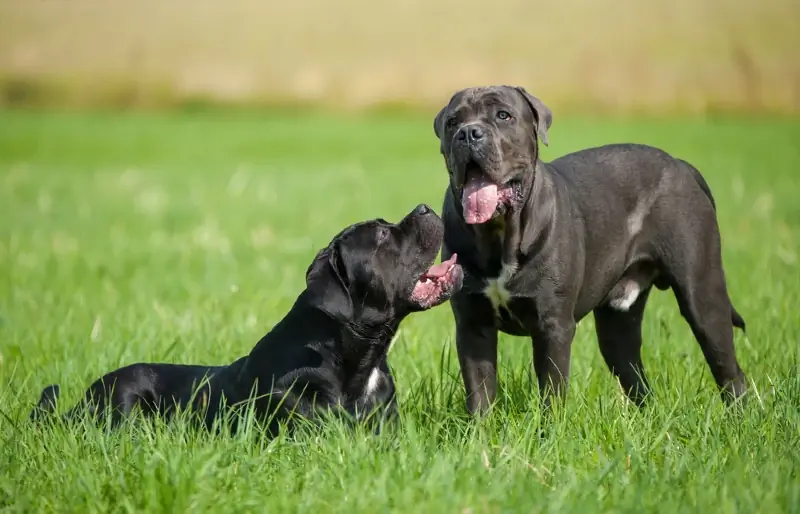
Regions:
[[433, 85, 747, 414], [30, 204, 463, 433]]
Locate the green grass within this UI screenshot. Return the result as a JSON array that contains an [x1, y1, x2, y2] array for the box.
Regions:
[[0, 109, 798, 513]]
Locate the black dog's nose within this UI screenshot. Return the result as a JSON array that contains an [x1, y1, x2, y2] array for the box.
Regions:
[[414, 204, 431, 216], [457, 124, 485, 143]]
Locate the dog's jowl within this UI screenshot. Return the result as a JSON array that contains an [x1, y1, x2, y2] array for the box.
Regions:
[[433, 85, 748, 414], [31, 204, 464, 434]]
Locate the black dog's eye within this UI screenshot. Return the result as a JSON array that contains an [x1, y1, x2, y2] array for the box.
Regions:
[[497, 110, 512, 121], [377, 227, 390, 242], [445, 117, 458, 129]]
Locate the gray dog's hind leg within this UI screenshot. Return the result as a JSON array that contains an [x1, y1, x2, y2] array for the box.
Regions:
[[672, 159, 747, 401], [658, 216, 748, 403], [593, 288, 652, 406], [671, 270, 748, 403]]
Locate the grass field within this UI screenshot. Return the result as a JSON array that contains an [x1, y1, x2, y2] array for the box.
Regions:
[[0, 109, 798, 512]]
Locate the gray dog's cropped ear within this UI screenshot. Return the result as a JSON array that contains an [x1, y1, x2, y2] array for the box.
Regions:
[[514, 86, 553, 146], [433, 106, 446, 140], [305, 244, 354, 323]]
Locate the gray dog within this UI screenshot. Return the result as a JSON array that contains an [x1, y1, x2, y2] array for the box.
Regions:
[[433, 85, 747, 414]]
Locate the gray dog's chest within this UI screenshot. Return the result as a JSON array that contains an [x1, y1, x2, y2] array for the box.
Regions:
[[479, 264, 533, 335], [478, 246, 648, 330]]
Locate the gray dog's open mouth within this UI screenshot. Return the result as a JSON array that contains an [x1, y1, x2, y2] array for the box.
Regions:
[[461, 165, 516, 224], [410, 254, 462, 308]]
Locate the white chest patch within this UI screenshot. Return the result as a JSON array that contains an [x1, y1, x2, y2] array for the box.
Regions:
[[609, 281, 641, 312], [483, 264, 515, 314], [364, 367, 383, 397]]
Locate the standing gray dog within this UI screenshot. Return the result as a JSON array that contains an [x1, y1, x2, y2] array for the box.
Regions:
[[434, 85, 747, 414]]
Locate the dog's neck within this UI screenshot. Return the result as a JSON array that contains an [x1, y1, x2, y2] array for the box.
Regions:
[[466, 159, 557, 276], [337, 317, 400, 398], [239, 290, 400, 400]]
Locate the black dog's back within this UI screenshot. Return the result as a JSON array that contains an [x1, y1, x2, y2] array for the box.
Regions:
[[30, 363, 221, 425]]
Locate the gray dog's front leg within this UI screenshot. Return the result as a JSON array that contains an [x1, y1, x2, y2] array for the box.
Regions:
[[451, 294, 499, 415], [531, 311, 576, 411]]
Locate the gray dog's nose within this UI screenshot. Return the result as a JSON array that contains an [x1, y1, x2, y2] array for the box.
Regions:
[[414, 204, 431, 216], [457, 124, 485, 144]]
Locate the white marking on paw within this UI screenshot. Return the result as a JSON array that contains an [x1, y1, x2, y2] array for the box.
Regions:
[[610, 281, 641, 312], [364, 368, 382, 397], [483, 264, 515, 314]]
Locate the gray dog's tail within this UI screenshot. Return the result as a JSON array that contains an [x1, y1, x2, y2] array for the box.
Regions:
[[29, 384, 60, 422], [680, 158, 746, 334], [731, 307, 746, 334]]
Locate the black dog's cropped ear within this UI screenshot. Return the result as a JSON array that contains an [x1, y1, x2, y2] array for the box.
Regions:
[[514, 86, 553, 147], [433, 106, 446, 140], [305, 243, 354, 323]]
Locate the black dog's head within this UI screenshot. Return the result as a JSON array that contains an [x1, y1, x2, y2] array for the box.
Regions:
[[433, 85, 553, 225], [304, 204, 464, 328]]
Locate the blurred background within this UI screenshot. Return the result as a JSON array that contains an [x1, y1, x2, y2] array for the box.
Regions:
[[1, 0, 798, 115], [2, 4, 799, 507]]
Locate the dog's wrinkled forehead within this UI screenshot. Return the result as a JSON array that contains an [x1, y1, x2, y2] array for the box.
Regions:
[[450, 87, 528, 118], [330, 219, 386, 258], [331, 219, 380, 244], [306, 220, 377, 276], [435, 85, 552, 147]]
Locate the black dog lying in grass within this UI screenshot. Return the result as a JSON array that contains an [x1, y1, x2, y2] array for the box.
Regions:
[[30, 204, 463, 434]]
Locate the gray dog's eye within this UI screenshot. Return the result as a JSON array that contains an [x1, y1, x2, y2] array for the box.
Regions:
[[446, 117, 458, 128], [497, 110, 511, 121]]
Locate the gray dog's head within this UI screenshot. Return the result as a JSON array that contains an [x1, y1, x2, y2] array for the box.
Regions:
[[433, 85, 552, 224]]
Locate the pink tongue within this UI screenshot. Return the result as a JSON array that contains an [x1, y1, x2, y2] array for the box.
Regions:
[[462, 176, 499, 224], [423, 253, 458, 279]]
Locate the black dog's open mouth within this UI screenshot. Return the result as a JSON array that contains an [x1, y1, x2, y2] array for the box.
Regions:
[[409, 253, 463, 308], [461, 163, 518, 225]]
